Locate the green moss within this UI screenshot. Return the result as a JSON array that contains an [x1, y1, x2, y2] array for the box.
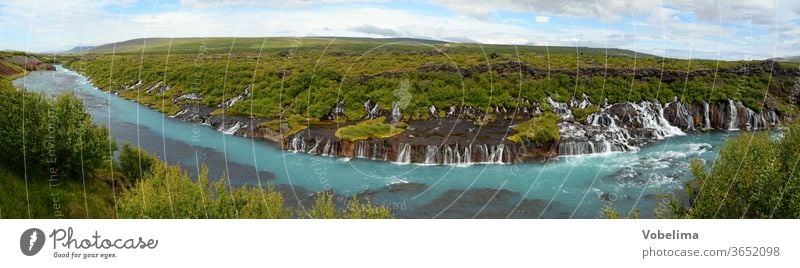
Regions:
[[261, 120, 282, 131], [571, 105, 600, 122], [507, 113, 560, 145], [335, 116, 405, 141]]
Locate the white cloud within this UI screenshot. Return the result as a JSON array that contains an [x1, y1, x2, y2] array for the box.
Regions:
[[535, 15, 549, 23], [0, 0, 796, 59]]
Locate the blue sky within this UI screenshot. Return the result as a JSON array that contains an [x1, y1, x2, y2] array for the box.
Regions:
[[1, 0, 799, 60]]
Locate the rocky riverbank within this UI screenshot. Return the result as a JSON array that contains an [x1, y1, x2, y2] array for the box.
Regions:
[[166, 92, 789, 165]]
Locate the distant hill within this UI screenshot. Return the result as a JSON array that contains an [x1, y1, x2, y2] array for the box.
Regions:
[[62, 46, 96, 54], [772, 56, 800, 63], [80, 37, 656, 58]]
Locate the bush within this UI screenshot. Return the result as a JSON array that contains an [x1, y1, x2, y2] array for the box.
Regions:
[[0, 85, 116, 180], [118, 151, 393, 219], [118, 143, 159, 184], [666, 122, 800, 218], [571, 105, 599, 122]]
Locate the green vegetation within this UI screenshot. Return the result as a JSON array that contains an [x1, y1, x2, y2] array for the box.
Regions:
[[0, 78, 120, 218], [507, 113, 560, 145], [0, 79, 392, 219], [0, 83, 116, 181], [62, 37, 798, 124], [335, 116, 405, 141], [118, 143, 159, 183], [571, 105, 600, 122], [0, 52, 29, 79], [117, 160, 392, 219], [0, 164, 120, 219], [602, 206, 639, 219], [659, 122, 800, 219]]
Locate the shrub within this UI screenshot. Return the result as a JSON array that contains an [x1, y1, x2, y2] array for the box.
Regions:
[[666, 122, 800, 218], [0, 85, 116, 180]]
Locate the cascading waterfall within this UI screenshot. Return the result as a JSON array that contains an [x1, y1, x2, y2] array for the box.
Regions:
[[547, 97, 572, 119], [274, 97, 781, 163], [558, 100, 685, 156], [633, 102, 684, 138]]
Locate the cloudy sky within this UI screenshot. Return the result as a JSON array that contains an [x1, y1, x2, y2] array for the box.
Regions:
[[1, 0, 799, 60]]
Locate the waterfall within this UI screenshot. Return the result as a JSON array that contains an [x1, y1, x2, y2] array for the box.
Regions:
[[222, 122, 241, 135], [703, 102, 711, 129], [443, 145, 455, 165], [396, 143, 411, 164], [290, 135, 306, 153], [588, 113, 615, 127], [488, 144, 505, 164], [728, 99, 740, 130], [668, 101, 694, 130], [558, 100, 686, 156], [391, 103, 402, 122], [307, 138, 321, 154], [447, 105, 458, 117], [571, 95, 592, 109], [462, 145, 473, 165], [356, 141, 368, 158], [321, 140, 332, 156], [741, 106, 767, 130], [424, 145, 438, 164], [547, 97, 572, 119], [767, 110, 779, 125], [477, 144, 490, 163], [632, 102, 684, 138], [331, 100, 346, 117], [371, 142, 388, 160], [364, 99, 381, 119]]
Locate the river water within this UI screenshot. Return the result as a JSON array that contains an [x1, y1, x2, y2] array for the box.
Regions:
[[13, 66, 734, 218]]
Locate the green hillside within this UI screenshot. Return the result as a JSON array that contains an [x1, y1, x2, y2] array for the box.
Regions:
[[78, 36, 652, 57], [63, 37, 798, 122]]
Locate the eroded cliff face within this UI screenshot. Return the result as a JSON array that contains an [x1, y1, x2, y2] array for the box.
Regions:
[[4, 56, 55, 71]]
